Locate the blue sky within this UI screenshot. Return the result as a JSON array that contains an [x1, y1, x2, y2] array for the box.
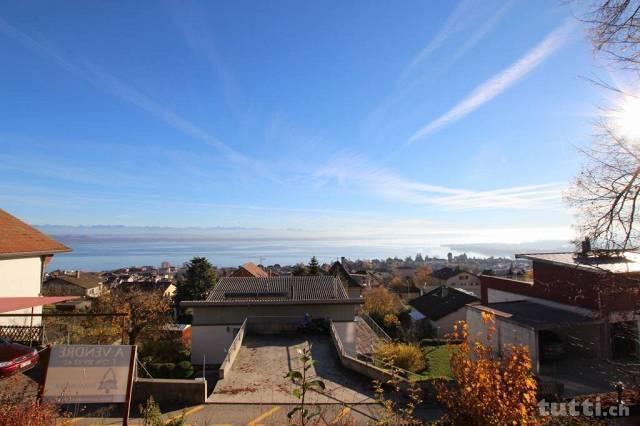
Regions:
[[0, 1, 614, 245]]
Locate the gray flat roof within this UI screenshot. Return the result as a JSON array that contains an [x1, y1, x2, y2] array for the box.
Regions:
[[516, 252, 640, 274], [469, 301, 599, 330]]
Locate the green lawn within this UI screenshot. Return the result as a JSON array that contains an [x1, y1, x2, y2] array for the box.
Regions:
[[415, 344, 456, 380]]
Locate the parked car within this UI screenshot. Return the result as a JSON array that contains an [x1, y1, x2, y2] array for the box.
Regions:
[[539, 330, 566, 361], [0, 337, 39, 379]]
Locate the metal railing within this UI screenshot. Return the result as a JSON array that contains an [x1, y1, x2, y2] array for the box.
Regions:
[[359, 313, 391, 341], [329, 320, 413, 384]]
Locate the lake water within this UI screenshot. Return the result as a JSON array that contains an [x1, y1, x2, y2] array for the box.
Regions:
[[47, 236, 471, 271], [44, 228, 569, 272]]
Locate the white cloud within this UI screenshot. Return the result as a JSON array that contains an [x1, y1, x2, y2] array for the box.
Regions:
[[437, 0, 513, 73], [315, 155, 564, 210], [408, 20, 574, 143], [363, 2, 511, 143], [400, 0, 477, 81]]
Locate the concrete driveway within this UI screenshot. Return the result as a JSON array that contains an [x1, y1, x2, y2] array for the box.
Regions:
[[209, 333, 376, 404]]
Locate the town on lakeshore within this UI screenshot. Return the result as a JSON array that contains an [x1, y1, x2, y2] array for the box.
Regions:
[[3, 1, 640, 425], [2, 208, 639, 424]]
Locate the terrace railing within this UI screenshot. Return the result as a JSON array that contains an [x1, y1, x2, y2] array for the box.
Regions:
[[0, 325, 43, 345], [329, 320, 413, 387], [359, 313, 391, 342]]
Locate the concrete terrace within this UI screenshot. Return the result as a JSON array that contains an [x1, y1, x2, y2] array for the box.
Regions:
[[209, 334, 377, 404]]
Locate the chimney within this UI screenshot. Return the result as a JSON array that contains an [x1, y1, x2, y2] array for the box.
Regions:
[[581, 237, 591, 255], [441, 286, 448, 298], [76, 270, 80, 279]]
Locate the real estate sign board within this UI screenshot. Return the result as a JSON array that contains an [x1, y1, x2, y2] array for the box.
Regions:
[[41, 345, 136, 404]]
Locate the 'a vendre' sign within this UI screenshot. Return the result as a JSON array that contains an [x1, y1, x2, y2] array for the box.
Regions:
[[42, 345, 136, 404]]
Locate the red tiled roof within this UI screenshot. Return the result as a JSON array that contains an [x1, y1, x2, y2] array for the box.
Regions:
[[0, 296, 80, 313], [238, 262, 269, 278], [0, 209, 70, 257]]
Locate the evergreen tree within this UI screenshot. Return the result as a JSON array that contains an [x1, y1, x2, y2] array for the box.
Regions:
[[175, 257, 216, 311], [307, 256, 320, 275]]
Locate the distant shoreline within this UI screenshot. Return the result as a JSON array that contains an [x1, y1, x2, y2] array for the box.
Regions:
[[44, 233, 570, 272]]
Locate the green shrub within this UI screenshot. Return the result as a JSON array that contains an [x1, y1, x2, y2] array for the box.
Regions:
[[139, 396, 162, 426], [148, 362, 176, 378], [375, 342, 427, 373], [140, 337, 190, 364], [175, 361, 194, 379]]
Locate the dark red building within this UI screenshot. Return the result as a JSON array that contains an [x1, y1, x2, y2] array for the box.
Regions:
[[477, 251, 640, 366]]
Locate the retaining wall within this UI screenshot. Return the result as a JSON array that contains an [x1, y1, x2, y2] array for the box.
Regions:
[[133, 378, 207, 407], [218, 319, 247, 379]]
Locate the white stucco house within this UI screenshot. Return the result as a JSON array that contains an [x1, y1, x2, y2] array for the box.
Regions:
[[0, 209, 71, 326]]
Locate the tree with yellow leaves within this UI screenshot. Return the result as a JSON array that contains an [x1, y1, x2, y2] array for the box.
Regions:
[[436, 312, 539, 425], [363, 287, 401, 323], [413, 265, 434, 290]]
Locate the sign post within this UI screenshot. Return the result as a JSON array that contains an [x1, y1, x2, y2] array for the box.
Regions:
[[123, 346, 136, 425], [41, 345, 136, 423]]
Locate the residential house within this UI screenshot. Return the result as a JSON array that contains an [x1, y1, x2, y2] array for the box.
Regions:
[[427, 267, 481, 296], [0, 209, 71, 326], [230, 262, 269, 278], [182, 276, 362, 364], [468, 247, 640, 373], [43, 272, 106, 298], [328, 261, 365, 298], [409, 285, 479, 337], [126, 280, 176, 297]]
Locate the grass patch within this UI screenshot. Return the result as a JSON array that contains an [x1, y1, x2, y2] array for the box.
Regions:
[[414, 344, 457, 380]]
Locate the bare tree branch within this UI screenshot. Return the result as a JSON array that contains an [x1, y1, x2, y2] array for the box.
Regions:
[[582, 0, 640, 68], [566, 118, 640, 250]]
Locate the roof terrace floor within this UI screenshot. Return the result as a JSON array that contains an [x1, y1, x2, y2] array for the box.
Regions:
[[208, 333, 376, 404]]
